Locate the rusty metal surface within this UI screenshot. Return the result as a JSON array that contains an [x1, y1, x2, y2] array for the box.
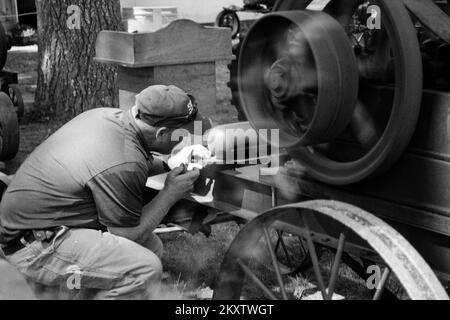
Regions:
[[403, 0, 450, 43], [213, 200, 449, 299]]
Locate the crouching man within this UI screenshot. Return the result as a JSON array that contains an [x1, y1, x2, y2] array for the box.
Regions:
[[0, 85, 212, 299]]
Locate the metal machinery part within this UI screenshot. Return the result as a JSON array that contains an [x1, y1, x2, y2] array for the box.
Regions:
[[238, 0, 423, 185], [0, 92, 19, 161], [213, 200, 449, 300], [215, 9, 241, 39], [403, 0, 450, 91], [403, 0, 450, 44]]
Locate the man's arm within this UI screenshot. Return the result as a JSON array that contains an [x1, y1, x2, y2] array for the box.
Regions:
[[107, 166, 199, 244], [108, 190, 175, 243]]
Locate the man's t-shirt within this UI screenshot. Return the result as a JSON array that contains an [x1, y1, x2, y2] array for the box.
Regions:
[[0, 108, 153, 245]]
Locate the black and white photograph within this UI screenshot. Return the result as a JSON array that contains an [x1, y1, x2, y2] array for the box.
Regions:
[[0, 0, 449, 307]]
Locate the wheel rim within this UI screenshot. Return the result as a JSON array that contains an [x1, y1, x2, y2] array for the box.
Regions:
[[213, 201, 449, 300], [239, 0, 423, 185]]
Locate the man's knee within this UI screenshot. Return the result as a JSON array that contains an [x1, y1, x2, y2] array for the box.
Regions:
[[140, 233, 164, 259], [121, 250, 163, 299], [139, 251, 163, 280], [150, 234, 164, 259]]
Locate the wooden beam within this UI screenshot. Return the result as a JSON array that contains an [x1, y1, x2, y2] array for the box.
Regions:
[[95, 19, 233, 67]]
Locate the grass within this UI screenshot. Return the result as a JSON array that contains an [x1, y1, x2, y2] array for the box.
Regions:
[[159, 223, 241, 297]]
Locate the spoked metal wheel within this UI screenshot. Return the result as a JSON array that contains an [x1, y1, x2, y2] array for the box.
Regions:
[[216, 10, 241, 39], [213, 201, 449, 300], [239, 0, 423, 185]]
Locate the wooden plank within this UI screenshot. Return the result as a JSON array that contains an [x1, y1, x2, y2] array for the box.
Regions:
[[95, 19, 233, 67], [118, 66, 155, 92], [94, 31, 136, 66]]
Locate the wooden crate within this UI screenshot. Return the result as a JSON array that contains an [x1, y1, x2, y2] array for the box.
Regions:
[[95, 19, 233, 115]]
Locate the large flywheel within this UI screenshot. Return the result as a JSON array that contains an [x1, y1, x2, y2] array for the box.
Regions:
[[238, 0, 423, 185]]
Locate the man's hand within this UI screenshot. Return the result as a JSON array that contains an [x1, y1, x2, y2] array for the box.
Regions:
[[168, 145, 213, 171], [162, 165, 200, 202]]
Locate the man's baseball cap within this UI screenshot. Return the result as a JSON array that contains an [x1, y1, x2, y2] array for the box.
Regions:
[[135, 85, 211, 134]]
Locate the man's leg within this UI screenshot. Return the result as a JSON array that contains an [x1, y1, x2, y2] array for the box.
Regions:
[[138, 232, 164, 259], [6, 228, 163, 300]]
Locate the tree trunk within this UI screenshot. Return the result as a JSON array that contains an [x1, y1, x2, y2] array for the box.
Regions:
[[35, 0, 123, 121]]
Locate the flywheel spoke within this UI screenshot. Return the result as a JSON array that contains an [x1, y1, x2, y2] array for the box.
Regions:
[[277, 231, 294, 270], [236, 258, 278, 300], [263, 228, 288, 300], [373, 267, 391, 300], [298, 236, 307, 254], [274, 231, 282, 253], [327, 233, 346, 299], [302, 214, 328, 299]]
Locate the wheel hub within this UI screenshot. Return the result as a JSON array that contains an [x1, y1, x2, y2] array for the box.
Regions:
[[238, 10, 359, 147], [265, 57, 304, 106]]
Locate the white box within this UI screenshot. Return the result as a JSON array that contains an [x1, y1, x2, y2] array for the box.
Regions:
[[122, 6, 178, 33]]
